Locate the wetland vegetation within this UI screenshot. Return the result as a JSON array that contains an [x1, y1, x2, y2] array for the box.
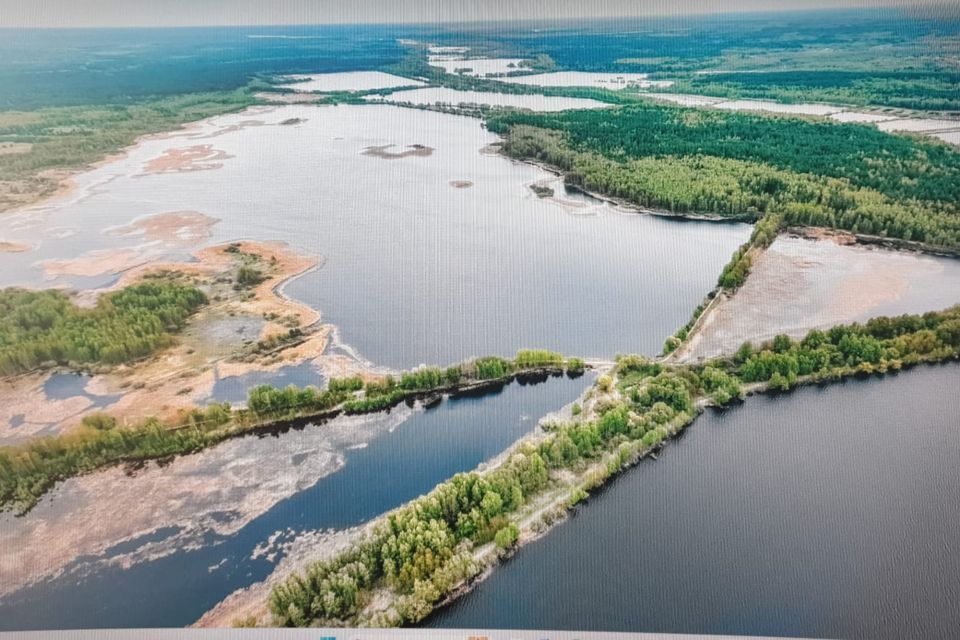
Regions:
[[0, 350, 585, 514]]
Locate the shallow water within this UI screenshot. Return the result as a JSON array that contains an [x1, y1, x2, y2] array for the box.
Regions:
[[2, 103, 751, 368], [0, 373, 591, 629], [43, 372, 121, 408], [208, 361, 325, 404], [427, 364, 960, 640], [428, 58, 527, 77]]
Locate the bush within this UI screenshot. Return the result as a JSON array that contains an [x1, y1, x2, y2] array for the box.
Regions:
[[494, 523, 520, 549], [81, 412, 117, 431]]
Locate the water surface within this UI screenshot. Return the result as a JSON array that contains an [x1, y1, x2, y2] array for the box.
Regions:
[[0, 373, 590, 629], [427, 364, 960, 640], [2, 104, 751, 368]]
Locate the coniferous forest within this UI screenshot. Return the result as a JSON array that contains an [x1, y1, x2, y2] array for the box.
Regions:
[[488, 104, 960, 249]]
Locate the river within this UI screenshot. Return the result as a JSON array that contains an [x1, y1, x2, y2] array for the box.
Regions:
[[426, 364, 960, 640], [0, 373, 590, 629]]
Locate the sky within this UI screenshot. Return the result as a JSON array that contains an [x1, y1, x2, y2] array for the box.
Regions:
[[0, 0, 950, 28]]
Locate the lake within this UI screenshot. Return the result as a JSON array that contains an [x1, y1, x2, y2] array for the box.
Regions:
[[2, 103, 751, 369], [426, 364, 960, 639]]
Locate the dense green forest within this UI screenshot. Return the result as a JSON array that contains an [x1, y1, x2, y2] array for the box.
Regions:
[[266, 306, 960, 627], [723, 305, 960, 390], [0, 89, 255, 210], [488, 105, 960, 249], [0, 281, 207, 376], [0, 350, 583, 513], [488, 104, 960, 204], [670, 70, 960, 112]]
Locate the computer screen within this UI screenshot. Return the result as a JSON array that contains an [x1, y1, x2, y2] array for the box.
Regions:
[[0, 1, 958, 639]]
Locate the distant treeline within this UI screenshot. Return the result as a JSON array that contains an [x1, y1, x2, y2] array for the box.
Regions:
[[0, 350, 585, 514], [488, 105, 960, 250], [676, 70, 960, 112], [0, 280, 207, 376]]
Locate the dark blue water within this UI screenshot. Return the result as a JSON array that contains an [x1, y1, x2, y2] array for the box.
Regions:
[[0, 372, 590, 630], [427, 364, 960, 640]]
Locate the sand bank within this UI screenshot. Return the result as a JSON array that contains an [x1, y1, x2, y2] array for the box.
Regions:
[[674, 232, 960, 361]]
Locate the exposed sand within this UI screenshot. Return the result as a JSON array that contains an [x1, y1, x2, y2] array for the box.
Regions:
[[428, 58, 528, 77], [40, 247, 154, 279], [0, 407, 414, 599], [0, 374, 93, 444], [675, 233, 960, 361], [361, 144, 434, 160], [2, 241, 334, 438], [105, 210, 218, 244], [0, 240, 31, 253], [142, 144, 234, 174]]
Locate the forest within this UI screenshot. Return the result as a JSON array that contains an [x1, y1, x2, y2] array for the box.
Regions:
[[722, 305, 960, 390], [488, 104, 960, 205], [0, 280, 208, 376], [673, 70, 960, 112], [264, 305, 960, 628], [489, 106, 960, 249]]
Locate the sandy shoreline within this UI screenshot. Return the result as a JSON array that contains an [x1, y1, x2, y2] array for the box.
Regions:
[[0, 239, 336, 442], [673, 231, 960, 362]]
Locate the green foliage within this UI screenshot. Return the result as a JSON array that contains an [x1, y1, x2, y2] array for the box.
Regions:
[[236, 265, 264, 287], [327, 376, 364, 393], [733, 306, 960, 386], [247, 384, 346, 416], [489, 106, 960, 250], [718, 213, 783, 290], [514, 349, 564, 368], [0, 281, 207, 375], [80, 412, 117, 431], [269, 366, 696, 628], [678, 69, 960, 112], [489, 104, 960, 206], [494, 523, 520, 549], [473, 356, 513, 380], [565, 357, 586, 374]]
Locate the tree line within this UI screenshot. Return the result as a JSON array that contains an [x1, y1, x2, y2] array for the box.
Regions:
[[488, 107, 960, 251], [0, 350, 585, 513]]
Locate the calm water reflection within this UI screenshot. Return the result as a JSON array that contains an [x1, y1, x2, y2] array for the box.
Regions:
[[427, 364, 960, 640]]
